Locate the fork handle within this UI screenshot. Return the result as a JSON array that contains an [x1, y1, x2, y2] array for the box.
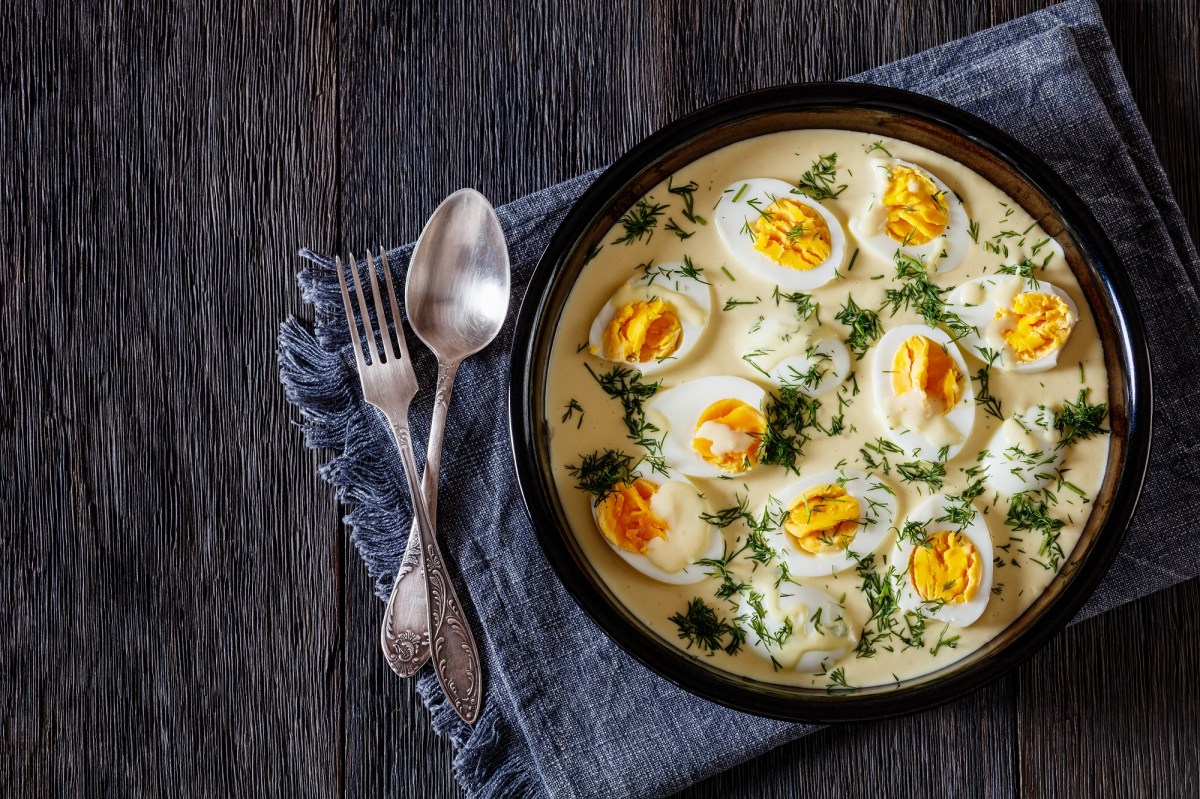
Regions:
[[388, 414, 483, 725], [382, 361, 459, 677]]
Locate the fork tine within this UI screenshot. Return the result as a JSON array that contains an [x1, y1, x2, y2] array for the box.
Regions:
[[347, 251, 381, 366], [365, 249, 396, 362], [378, 248, 411, 362], [336, 256, 368, 370]]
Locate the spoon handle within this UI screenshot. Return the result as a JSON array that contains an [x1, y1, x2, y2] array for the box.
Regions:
[[381, 362, 457, 677]]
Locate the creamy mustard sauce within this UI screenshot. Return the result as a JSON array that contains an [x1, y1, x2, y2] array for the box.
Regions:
[[545, 130, 1110, 689]]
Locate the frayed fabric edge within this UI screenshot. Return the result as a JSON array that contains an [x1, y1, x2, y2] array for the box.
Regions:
[[418, 671, 539, 799], [278, 257, 539, 799]]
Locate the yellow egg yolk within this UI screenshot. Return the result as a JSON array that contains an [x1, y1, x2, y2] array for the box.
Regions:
[[883, 165, 948, 245], [601, 299, 682, 363], [752, 197, 832, 270], [784, 484, 861, 554], [595, 479, 668, 554], [999, 291, 1073, 363], [892, 335, 961, 414], [908, 530, 982, 605], [692, 398, 767, 472]]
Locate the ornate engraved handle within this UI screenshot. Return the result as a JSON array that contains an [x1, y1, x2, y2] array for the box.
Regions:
[[381, 363, 481, 724]]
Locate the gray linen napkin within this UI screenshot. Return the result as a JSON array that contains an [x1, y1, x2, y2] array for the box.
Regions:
[[277, 1, 1200, 797]]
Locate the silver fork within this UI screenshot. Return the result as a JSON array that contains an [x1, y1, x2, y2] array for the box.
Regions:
[[336, 248, 482, 726]]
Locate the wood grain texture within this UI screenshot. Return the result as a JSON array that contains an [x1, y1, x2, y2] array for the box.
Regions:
[[2, 1, 344, 796], [2, 1, 1196, 798]]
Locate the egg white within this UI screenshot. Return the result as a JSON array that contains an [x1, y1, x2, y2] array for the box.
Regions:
[[587, 269, 712, 374], [871, 323, 976, 461], [737, 581, 857, 672], [767, 337, 851, 397], [852, 159, 971, 273], [891, 493, 994, 627], [715, 178, 847, 290], [766, 469, 897, 576], [588, 466, 724, 585], [647, 375, 767, 478], [980, 406, 1065, 496], [944, 275, 1079, 372]]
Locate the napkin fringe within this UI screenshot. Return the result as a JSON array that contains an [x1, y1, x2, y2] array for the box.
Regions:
[[277, 315, 410, 597], [418, 672, 538, 799]]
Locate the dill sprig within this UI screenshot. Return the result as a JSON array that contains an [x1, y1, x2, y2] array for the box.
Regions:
[[613, 197, 668, 245], [795, 153, 847, 201], [897, 459, 947, 491], [859, 436, 903, 475], [930, 625, 961, 656], [669, 597, 746, 655], [851, 552, 928, 658], [566, 449, 639, 504], [836, 296, 883, 360], [972, 348, 1005, 421], [664, 218, 693, 240], [637, 255, 709, 286], [561, 398, 584, 428], [881, 252, 975, 340], [771, 286, 819, 323], [1007, 491, 1066, 570], [699, 494, 756, 529], [759, 383, 824, 473], [865, 140, 893, 157], [826, 666, 856, 692], [668, 177, 707, 225], [585, 364, 665, 471], [1054, 388, 1108, 448]]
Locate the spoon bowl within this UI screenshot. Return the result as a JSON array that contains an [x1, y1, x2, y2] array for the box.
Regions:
[[406, 189, 511, 362]]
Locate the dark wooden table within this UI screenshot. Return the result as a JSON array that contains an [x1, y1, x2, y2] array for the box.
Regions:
[[5, 1, 1199, 796]]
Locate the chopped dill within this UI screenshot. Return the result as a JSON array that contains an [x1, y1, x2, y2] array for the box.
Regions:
[[772, 286, 819, 322], [667, 177, 707, 225], [930, 625, 961, 656], [836, 296, 883, 360], [1054, 388, 1108, 448], [967, 219, 980, 243], [826, 667, 856, 692], [664, 218, 693, 240], [897, 459, 947, 491], [1007, 491, 1065, 570], [669, 597, 746, 655], [865, 140, 893, 157], [613, 197, 668, 245], [566, 449, 638, 504], [723, 296, 759, 311], [795, 153, 847, 201], [561, 398, 585, 428], [972, 351, 1005, 421], [882, 251, 974, 340], [585, 364, 665, 472]]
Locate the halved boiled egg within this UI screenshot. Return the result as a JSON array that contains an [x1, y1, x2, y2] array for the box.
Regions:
[[767, 469, 896, 576], [944, 275, 1078, 372], [647, 375, 767, 478], [737, 581, 857, 672], [981, 406, 1064, 496], [715, 178, 847, 290], [852, 159, 971, 272], [872, 324, 976, 460], [589, 467, 723, 584], [587, 269, 712, 374], [891, 493, 994, 627]]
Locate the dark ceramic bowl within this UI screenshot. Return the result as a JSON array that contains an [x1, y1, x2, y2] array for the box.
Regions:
[[508, 83, 1152, 722]]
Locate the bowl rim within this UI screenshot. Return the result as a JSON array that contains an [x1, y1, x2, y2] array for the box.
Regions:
[[508, 82, 1153, 723]]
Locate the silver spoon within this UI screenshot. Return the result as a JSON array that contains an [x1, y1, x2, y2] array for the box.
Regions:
[[380, 189, 510, 699]]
